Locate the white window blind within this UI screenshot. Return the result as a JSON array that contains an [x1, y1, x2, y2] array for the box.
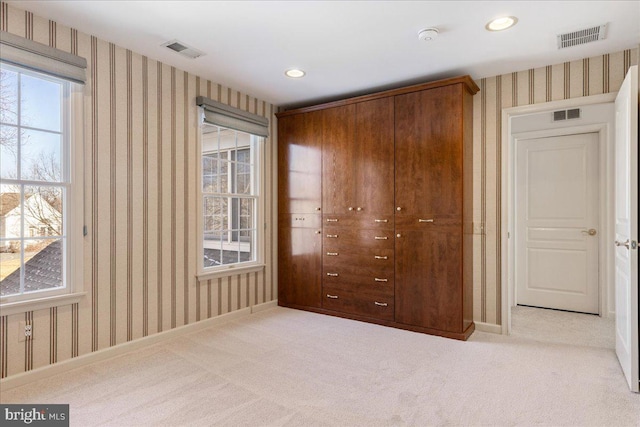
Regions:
[[196, 96, 269, 137], [0, 30, 87, 84]]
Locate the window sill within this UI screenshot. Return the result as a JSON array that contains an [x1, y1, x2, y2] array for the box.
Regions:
[[197, 263, 265, 282], [0, 292, 87, 316]]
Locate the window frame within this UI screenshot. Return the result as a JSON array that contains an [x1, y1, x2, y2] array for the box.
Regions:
[[197, 113, 265, 280], [0, 63, 85, 315]]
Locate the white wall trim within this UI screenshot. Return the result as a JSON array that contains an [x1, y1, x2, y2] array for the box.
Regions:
[[475, 321, 502, 334], [0, 301, 276, 391], [501, 92, 617, 335], [0, 292, 86, 317], [251, 299, 278, 313]]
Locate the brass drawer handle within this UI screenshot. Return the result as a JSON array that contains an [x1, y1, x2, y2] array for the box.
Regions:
[[374, 236, 388, 240], [326, 234, 338, 238], [374, 301, 388, 307], [374, 219, 388, 223], [326, 218, 338, 222], [356, 207, 363, 212], [326, 273, 339, 277], [418, 219, 434, 223], [327, 294, 339, 299], [326, 252, 338, 256], [374, 256, 388, 260], [315, 230, 321, 234], [374, 278, 388, 282]]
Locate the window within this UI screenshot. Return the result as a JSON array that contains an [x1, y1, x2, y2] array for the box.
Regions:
[[196, 96, 268, 278], [201, 125, 261, 269], [0, 64, 70, 301], [0, 31, 85, 313]]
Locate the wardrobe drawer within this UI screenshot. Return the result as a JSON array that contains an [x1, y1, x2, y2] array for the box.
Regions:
[[323, 273, 394, 294], [323, 249, 394, 266], [322, 214, 393, 229], [322, 286, 395, 321], [279, 213, 323, 229], [323, 257, 393, 278], [394, 216, 461, 230], [323, 227, 394, 250]]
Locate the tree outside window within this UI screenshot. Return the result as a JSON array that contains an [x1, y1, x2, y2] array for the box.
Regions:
[[0, 64, 67, 296]]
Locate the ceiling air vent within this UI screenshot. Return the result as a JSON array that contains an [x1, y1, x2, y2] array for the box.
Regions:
[[553, 108, 581, 121], [161, 40, 204, 59], [557, 24, 607, 49]]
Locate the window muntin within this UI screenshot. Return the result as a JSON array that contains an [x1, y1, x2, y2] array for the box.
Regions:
[[0, 64, 70, 299], [201, 125, 260, 269]]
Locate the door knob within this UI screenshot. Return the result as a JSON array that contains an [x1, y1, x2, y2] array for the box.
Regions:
[[396, 207, 402, 211], [581, 229, 597, 236]]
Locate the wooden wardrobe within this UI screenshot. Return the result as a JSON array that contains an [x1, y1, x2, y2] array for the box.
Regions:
[[277, 75, 479, 340]]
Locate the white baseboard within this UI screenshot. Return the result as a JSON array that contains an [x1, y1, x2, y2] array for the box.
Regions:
[[251, 300, 278, 313], [475, 321, 503, 334], [0, 300, 277, 391]]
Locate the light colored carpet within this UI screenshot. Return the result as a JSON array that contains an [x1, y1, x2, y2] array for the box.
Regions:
[[1, 307, 638, 426], [511, 305, 616, 349]]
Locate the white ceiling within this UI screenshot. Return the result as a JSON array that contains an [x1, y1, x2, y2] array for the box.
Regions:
[[11, 1, 640, 108]]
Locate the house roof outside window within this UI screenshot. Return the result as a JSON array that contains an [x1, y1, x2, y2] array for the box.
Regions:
[[0, 193, 20, 217]]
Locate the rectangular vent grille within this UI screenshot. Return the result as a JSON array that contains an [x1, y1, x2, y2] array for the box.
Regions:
[[553, 108, 581, 121], [161, 39, 204, 59], [557, 24, 607, 49], [554, 110, 566, 121], [567, 108, 580, 119], [166, 42, 187, 52]]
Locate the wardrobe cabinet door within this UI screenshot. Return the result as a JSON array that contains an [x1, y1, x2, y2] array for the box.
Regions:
[[278, 111, 323, 214], [394, 85, 464, 217], [394, 224, 463, 332], [354, 98, 395, 216], [278, 214, 322, 308], [322, 105, 356, 214]]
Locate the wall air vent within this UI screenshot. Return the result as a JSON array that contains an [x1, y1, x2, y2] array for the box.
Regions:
[[553, 110, 566, 121], [553, 108, 581, 121], [161, 39, 204, 59], [566, 108, 581, 119], [557, 24, 607, 49]]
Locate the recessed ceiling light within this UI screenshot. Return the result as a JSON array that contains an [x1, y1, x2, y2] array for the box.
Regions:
[[486, 16, 518, 31], [285, 69, 305, 78]]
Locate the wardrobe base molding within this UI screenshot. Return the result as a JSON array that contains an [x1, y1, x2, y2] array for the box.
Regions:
[[277, 302, 475, 341]]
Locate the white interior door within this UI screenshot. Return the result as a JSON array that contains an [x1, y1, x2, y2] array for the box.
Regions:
[[614, 65, 639, 393], [516, 132, 599, 314]]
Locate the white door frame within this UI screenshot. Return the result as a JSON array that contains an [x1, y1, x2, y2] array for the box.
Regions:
[[501, 93, 617, 335]]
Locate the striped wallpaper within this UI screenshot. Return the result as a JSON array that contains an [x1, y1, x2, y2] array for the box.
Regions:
[[472, 47, 638, 325], [0, 2, 278, 379], [0, 2, 638, 381]]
